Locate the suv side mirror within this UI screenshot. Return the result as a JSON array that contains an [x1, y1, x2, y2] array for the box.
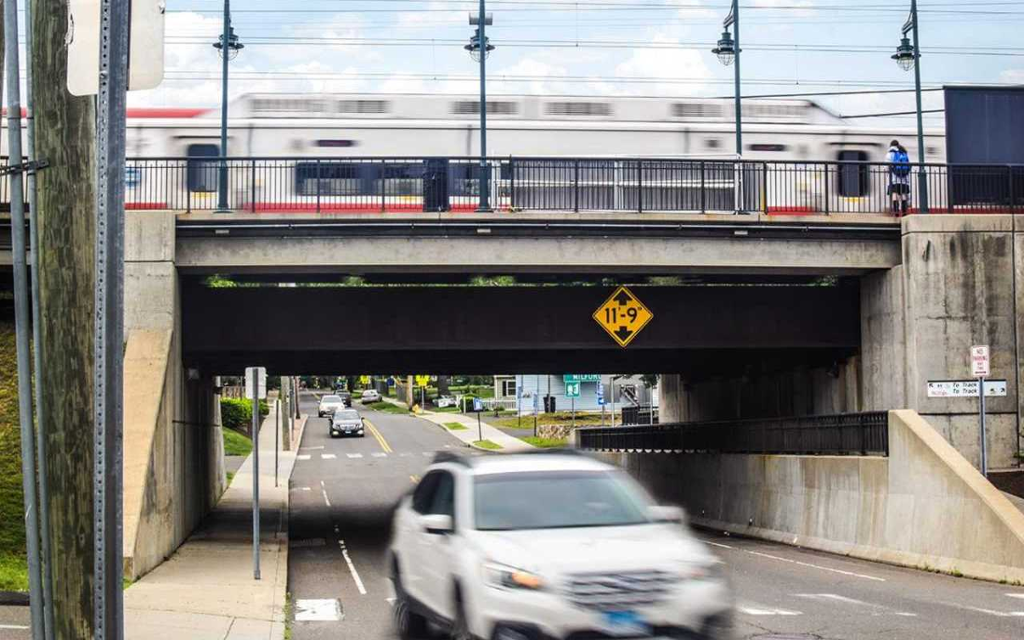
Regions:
[[420, 514, 454, 535], [648, 505, 686, 524]]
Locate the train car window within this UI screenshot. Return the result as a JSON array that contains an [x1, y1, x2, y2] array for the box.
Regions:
[[315, 140, 359, 148], [451, 101, 518, 115], [671, 103, 723, 118], [295, 162, 366, 196], [836, 150, 870, 197], [545, 102, 612, 117], [747, 144, 788, 152], [337, 100, 390, 114], [705, 138, 722, 150], [186, 144, 220, 193]]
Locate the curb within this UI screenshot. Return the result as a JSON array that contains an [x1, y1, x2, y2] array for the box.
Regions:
[[0, 590, 29, 606]]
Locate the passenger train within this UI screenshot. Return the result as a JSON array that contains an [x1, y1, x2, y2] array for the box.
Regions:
[[10, 93, 954, 213]]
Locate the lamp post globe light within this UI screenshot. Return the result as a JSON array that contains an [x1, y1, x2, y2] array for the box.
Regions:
[[711, 30, 736, 67], [892, 0, 929, 213], [466, 2, 494, 212], [213, 0, 243, 213]]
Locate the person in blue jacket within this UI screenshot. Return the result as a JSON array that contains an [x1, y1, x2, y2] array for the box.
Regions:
[[887, 139, 912, 216]]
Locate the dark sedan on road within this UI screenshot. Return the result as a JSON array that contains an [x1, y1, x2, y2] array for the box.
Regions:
[[330, 409, 365, 438]]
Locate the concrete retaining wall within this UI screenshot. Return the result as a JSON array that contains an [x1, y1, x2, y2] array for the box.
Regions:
[[601, 410, 1024, 583]]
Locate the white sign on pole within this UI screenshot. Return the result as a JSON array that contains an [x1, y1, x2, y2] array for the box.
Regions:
[[245, 367, 267, 400], [67, 0, 167, 96], [927, 379, 1007, 398], [970, 345, 991, 378]]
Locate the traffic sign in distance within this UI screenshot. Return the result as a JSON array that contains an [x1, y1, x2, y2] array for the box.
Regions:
[[564, 374, 601, 383], [359, 375, 371, 385], [565, 382, 581, 398], [415, 375, 431, 387], [593, 286, 653, 348], [971, 345, 991, 378], [244, 367, 267, 400], [927, 379, 1007, 398]]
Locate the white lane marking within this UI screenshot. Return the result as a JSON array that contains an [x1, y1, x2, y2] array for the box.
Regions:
[[746, 550, 886, 582], [1007, 594, 1024, 599], [339, 539, 368, 595], [952, 604, 1024, 618], [0, 625, 31, 630], [300, 446, 325, 451], [738, 603, 802, 616], [399, 453, 413, 458], [347, 453, 363, 459], [794, 593, 874, 607], [295, 599, 343, 622], [321, 481, 331, 507], [422, 452, 433, 456], [706, 541, 734, 550], [371, 452, 388, 458], [297, 455, 311, 461], [321, 453, 337, 460]]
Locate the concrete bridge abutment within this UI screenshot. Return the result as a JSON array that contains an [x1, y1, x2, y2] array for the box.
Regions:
[[123, 210, 225, 580], [659, 214, 1024, 472]]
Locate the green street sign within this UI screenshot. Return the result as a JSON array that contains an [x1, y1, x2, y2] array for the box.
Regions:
[[563, 374, 601, 383], [565, 382, 581, 398]]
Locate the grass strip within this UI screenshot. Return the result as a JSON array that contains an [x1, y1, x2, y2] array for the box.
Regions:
[[223, 428, 253, 457], [444, 422, 468, 431], [473, 440, 503, 450]]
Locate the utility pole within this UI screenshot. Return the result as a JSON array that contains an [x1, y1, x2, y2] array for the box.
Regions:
[[5, 0, 45, 635], [33, 0, 100, 635]]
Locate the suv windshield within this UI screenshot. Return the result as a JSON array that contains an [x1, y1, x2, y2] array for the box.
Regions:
[[334, 410, 360, 421], [323, 396, 341, 403], [474, 471, 651, 531]]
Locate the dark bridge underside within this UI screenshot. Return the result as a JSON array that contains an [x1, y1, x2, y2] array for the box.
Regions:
[[183, 283, 859, 376]]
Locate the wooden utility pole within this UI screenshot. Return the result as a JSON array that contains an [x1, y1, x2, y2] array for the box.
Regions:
[[32, 0, 98, 636]]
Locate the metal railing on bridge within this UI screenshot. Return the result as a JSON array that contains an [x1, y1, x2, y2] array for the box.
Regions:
[[2, 157, 1022, 215], [577, 411, 889, 456]]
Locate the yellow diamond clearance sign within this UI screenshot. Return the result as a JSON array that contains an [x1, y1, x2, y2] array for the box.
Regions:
[[593, 286, 653, 348]]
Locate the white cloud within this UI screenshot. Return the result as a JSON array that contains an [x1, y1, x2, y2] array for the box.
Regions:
[[613, 35, 714, 96], [1001, 68, 1024, 84]]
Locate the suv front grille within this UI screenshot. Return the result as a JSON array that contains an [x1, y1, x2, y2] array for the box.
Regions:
[[565, 570, 676, 611]]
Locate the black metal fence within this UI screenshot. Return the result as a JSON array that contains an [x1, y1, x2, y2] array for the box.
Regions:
[[621, 405, 659, 426], [3, 156, 1022, 215], [578, 411, 889, 456]]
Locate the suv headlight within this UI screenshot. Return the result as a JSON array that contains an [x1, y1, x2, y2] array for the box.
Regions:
[[483, 562, 545, 591]]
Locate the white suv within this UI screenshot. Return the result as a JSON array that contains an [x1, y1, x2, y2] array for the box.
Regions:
[[388, 451, 733, 640]]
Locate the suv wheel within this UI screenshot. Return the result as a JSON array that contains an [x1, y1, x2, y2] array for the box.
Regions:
[[392, 561, 428, 640]]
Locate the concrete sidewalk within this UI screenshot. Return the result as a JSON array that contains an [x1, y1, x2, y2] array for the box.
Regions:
[[125, 403, 305, 640], [417, 410, 535, 452]]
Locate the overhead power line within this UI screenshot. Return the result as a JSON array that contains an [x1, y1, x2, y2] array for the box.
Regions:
[[842, 108, 945, 118]]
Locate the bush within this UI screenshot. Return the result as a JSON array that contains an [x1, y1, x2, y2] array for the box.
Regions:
[[221, 398, 252, 432]]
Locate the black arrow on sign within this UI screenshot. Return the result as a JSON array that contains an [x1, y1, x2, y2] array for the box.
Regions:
[[613, 290, 633, 306], [615, 326, 633, 341]]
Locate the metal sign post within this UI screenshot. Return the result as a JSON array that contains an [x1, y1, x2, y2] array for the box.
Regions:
[[275, 394, 280, 488], [93, 0, 131, 635], [971, 345, 991, 478], [245, 367, 266, 580]]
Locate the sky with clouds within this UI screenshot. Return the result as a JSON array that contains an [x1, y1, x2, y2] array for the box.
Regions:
[[130, 0, 1024, 127]]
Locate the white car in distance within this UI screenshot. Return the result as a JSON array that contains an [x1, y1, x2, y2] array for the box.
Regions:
[[361, 389, 382, 403], [388, 451, 734, 640], [317, 394, 346, 418]]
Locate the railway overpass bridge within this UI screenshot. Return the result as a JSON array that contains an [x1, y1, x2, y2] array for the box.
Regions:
[[3, 182, 1023, 585]]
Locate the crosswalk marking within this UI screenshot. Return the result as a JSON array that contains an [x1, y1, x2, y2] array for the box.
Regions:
[[399, 452, 413, 457], [297, 454, 311, 461], [371, 452, 388, 458], [321, 453, 337, 460], [1007, 594, 1024, 600], [347, 453, 363, 459]]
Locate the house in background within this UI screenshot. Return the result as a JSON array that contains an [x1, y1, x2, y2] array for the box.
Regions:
[[493, 374, 658, 414]]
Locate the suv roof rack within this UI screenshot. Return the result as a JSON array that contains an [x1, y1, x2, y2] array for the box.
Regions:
[[432, 450, 476, 466]]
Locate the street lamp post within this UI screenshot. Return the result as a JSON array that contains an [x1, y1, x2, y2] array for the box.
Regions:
[[891, 0, 929, 213], [465, 4, 495, 212], [214, 0, 243, 213], [711, 0, 743, 213]]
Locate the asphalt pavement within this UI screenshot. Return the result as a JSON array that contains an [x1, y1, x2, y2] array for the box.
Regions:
[[287, 391, 1024, 640], [0, 605, 30, 639]]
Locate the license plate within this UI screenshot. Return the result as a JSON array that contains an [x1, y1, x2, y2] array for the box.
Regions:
[[602, 611, 650, 636]]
